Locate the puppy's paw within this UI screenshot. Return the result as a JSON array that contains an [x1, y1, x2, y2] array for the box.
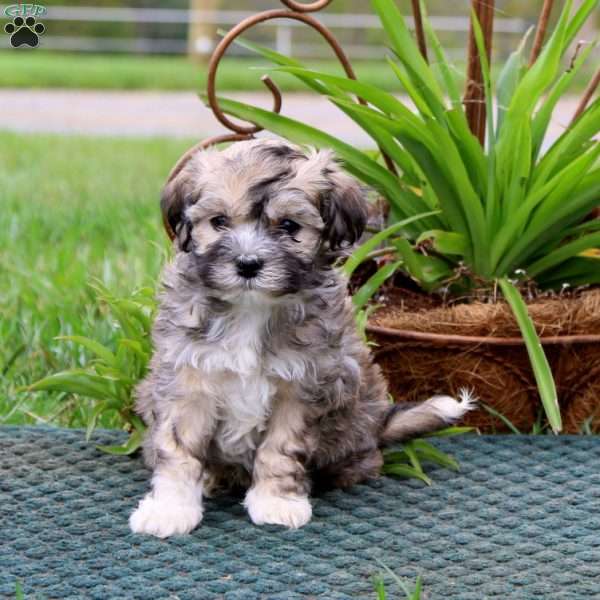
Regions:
[[244, 487, 312, 529], [129, 493, 203, 538]]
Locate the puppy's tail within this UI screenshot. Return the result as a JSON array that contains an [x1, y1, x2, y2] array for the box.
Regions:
[[379, 388, 477, 446]]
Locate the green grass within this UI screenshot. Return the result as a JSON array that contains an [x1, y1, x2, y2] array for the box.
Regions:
[[0, 50, 595, 93], [0, 51, 414, 93], [0, 130, 193, 428]]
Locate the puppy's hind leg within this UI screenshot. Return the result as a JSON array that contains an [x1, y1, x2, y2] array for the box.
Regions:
[[244, 396, 313, 529]]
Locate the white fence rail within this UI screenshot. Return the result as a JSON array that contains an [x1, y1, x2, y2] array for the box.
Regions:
[[0, 5, 531, 57]]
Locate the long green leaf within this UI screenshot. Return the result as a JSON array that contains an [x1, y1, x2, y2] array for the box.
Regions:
[[382, 462, 432, 485], [537, 256, 600, 288], [527, 232, 600, 277], [496, 27, 531, 133], [328, 98, 484, 267], [209, 95, 410, 212], [344, 211, 440, 277], [445, 108, 487, 198], [532, 97, 600, 191], [531, 42, 596, 160], [420, 0, 461, 109], [498, 278, 561, 433], [504, 0, 571, 118], [56, 335, 116, 368], [24, 369, 119, 402], [272, 66, 420, 125], [470, 10, 498, 233], [492, 145, 600, 273], [86, 400, 109, 441], [97, 429, 143, 456], [353, 261, 402, 311], [393, 238, 452, 285], [402, 442, 424, 473], [564, 0, 599, 50], [416, 230, 468, 256], [425, 426, 474, 437], [371, 0, 444, 106], [411, 439, 460, 471]]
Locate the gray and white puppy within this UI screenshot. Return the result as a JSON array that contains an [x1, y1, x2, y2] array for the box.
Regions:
[[129, 139, 474, 538]]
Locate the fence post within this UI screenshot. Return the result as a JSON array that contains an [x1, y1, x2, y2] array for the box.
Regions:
[[188, 0, 220, 61], [275, 24, 293, 55]]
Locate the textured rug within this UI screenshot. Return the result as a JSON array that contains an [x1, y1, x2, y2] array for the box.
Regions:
[[1, 427, 600, 599]]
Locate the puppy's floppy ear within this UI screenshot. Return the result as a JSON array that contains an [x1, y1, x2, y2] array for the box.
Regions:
[[320, 167, 368, 250], [161, 167, 194, 252]]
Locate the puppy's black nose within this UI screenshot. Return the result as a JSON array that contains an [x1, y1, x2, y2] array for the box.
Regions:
[[235, 256, 263, 279]]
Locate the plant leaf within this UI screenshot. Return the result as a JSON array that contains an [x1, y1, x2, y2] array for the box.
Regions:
[[381, 463, 432, 485], [527, 232, 600, 277], [208, 95, 410, 214], [393, 238, 452, 285], [371, 0, 444, 106], [416, 230, 468, 256], [86, 401, 109, 441], [498, 278, 561, 433], [425, 426, 475, 437], [411, 439, 460, 471], [344, 211, 441, 277], [97, 429, 143, 455], [353, 261, 402, 311], [24, 369, 118, 402], [56, 335, 116, 367]]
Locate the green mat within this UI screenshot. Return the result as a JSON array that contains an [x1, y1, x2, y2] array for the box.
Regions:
[[1, 427, 600, 599]]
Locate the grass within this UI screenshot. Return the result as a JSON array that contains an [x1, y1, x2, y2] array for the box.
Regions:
[[0, 51, 416, 93], [0, 130, 192, 428], [0, 50, 595, 93]]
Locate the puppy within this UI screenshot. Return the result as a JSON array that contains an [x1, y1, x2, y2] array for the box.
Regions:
[[129, 139, 474, 537]]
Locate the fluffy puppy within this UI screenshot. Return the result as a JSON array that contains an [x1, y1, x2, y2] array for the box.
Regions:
[[129, 139, 474, 538]]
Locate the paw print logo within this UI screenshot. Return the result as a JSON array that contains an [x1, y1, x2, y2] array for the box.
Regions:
[[4, 16, 45, 48]]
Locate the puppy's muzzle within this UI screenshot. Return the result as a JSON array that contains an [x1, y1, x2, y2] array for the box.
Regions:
[[235, 255, 264, 279]]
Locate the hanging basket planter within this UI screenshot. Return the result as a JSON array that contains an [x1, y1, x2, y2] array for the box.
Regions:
[[367, 288, 600, 433]]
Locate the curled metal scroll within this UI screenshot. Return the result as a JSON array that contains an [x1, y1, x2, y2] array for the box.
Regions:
[[279, 0, 333, 12], [206, 8, 363, 136]]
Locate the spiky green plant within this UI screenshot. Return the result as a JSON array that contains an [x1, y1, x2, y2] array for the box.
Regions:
[[373, 562, 423, 600], [23, 284, 154, 454], [207, 0, 600, 433]]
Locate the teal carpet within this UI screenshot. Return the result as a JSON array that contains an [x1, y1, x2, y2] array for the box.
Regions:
[[1, 427, 600, 599]]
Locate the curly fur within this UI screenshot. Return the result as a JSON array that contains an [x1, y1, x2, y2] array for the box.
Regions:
[[129, 139, 474, 537]]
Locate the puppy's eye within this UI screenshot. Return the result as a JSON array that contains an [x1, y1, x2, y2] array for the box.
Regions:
[[279, 219, 301, 236], [210, 215, 228, 230]]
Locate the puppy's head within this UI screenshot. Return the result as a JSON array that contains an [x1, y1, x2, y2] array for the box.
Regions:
[[162, 139, 367, 300]]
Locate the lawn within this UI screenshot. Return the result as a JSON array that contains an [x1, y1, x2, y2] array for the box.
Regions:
[[0, 51, 408, 92], [0, 51, 596, 93], [0, 130, 193, 428]]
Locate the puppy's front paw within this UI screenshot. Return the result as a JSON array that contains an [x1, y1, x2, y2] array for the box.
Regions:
[[244, 486, 312, 529], [129, 493, 203, 538]]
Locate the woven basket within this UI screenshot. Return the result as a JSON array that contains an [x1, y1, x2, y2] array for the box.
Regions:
[[367, 289, 600, 433]]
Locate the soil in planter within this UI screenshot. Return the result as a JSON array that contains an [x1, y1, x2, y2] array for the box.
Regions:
[[365, 280, 600, 434]]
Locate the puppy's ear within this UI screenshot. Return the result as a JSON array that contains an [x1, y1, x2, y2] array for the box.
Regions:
[[161, 169, 194, 252], [320, 168, 368, 250]]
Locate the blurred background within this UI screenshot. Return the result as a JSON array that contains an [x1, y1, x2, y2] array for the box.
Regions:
[[0, 1, 598, 427]]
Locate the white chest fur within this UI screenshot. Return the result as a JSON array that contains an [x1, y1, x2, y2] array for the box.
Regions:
[[169, 298, 306, 468]]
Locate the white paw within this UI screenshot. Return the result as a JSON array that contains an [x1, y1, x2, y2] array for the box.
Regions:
[[129, 493, 203, 538], [244, 487, 312, 529], [426, 387, 478, 422]]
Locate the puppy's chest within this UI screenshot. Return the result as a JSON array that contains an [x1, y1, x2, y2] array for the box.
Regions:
[[188, 311, 306, 466]]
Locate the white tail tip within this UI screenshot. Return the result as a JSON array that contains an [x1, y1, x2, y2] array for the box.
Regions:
[[425, 387, 478, 423]]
